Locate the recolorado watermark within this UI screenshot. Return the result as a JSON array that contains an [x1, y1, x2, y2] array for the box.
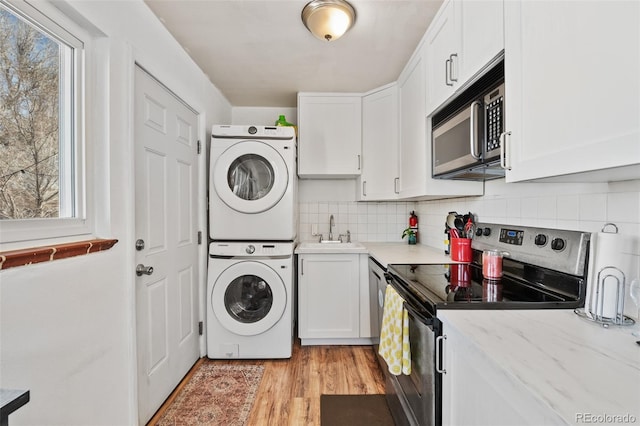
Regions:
[[576, 413, 637, 424]]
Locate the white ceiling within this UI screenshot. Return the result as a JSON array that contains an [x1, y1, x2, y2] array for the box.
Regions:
[[144, 0, 444, 107]]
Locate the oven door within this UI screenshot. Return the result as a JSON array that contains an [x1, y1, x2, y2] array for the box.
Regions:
[[432, 102, 483, 178], [383, 274, 442, 426]]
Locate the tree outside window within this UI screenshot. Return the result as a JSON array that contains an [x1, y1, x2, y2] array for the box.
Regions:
[[0, 5, 72, 220]]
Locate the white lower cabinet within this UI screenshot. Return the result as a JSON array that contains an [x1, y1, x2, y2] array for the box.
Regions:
[[298, 253, 372, 344], [440, 316, 564, 426]]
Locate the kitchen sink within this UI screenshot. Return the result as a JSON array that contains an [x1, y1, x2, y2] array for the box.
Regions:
[[295, 241, 367, 254]]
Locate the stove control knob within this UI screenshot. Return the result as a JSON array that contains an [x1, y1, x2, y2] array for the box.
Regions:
[[246, 244, 256, 254], [551, 238, 565, 251], [483, 227, 491, 236], [476, 227, 483, 237], [534, 234, 547, 246]]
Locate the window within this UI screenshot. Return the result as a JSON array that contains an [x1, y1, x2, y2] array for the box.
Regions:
[[0, 0, 89, 244]]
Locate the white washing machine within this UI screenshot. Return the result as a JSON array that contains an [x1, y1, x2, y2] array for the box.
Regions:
[[207, 241, 294, 359], [210, 125, 297, 241]]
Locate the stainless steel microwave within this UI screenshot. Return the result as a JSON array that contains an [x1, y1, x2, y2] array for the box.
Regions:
[[432, 62, 506, 181]]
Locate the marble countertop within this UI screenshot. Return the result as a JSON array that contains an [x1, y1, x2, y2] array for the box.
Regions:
[[294, 241, 458, 266], [295, 241, 369, 254], [362, 242, 456, 267], [438, 309, 640, 425]]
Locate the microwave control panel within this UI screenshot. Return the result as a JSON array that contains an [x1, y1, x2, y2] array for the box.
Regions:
[[486, 97, 503, 151], [484, 83, 505, 154]]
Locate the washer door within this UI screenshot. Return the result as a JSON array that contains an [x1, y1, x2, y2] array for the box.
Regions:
[[211, 261, 286, 336], [213, 140, 288, 214]]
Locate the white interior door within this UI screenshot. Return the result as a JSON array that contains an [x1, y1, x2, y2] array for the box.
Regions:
[[134, 66, 200, 424]]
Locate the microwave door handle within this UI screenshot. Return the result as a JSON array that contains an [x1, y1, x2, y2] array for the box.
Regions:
[[470, 101, 482, 160]]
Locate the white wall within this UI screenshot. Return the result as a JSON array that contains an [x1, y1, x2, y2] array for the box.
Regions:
[[232, 106, 297, 126], [0, 1, 231, 425]]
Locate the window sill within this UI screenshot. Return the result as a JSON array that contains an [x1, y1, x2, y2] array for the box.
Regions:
[[0, 239, 118, 270]]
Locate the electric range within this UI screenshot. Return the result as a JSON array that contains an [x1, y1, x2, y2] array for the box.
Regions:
[[382, 222, 591, 426]]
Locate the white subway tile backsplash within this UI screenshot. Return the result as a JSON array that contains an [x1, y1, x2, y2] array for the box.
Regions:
[[506, 197, 521, 220], [296, 180, 640, 246], [521, 197, 538, 219], [557, 195, 579, 221], [607, 192, 640, 223], [579, 193, 607, 221], [537, 196, 557, 219]]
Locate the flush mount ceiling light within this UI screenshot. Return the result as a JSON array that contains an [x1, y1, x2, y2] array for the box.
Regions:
[[301, 0, 356, 42]]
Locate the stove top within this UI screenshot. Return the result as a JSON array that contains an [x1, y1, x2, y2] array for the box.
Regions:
[[386, 223, 591, 316], [388, 262, 582, 314]]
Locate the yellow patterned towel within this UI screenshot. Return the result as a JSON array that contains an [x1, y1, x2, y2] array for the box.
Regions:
[[378, 284, 411, 375]]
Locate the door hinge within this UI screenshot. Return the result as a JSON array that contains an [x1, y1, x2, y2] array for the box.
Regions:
[[197, 231, 202, 245], [198, 321, 203, 336], [197, 140, 201, 154]]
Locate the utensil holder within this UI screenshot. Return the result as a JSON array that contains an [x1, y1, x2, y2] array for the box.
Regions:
[[450, 238, 472, 262]]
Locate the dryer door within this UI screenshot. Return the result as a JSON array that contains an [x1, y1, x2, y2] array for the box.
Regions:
[[212, 140, 288, 214], [211, 260, 287, 336]]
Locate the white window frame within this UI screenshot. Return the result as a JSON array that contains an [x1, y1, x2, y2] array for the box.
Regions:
[[0, 0, 93, 245]]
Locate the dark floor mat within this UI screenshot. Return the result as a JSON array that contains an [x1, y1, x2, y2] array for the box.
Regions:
[[320, 394, 395, 426]]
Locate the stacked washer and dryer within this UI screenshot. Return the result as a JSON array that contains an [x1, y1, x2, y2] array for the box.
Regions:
[[207, 125, 297, 359]]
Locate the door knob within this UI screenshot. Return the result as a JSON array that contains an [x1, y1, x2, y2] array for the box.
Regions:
[[136, 264, 154, 276]]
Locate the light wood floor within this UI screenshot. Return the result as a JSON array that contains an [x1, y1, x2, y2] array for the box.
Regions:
[[149, 340, 386, 425]]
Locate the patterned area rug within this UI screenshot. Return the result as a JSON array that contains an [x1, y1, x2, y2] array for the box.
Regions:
[[156, 363, 264, 426]]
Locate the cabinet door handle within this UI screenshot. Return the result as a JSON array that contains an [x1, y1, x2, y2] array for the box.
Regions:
[[445, 59, 453, 86], [469, 101, 482, 160], [435, 335, 447, 374], [449, 53, 458, 82], [357, 154, 361, 170], [500, 131, 512, 170], [362, 181, 367, 197], [394, 177, 400, 194], [301, 259, 304, 275]]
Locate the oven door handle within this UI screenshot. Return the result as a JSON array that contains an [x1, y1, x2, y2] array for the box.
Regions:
[[435, 335, 447, 374], [385, 273, 432, 315], [403, 301, 435, 327]]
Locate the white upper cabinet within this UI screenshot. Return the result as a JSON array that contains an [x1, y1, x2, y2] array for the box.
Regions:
[[398, 46, 429, 198], [457, 0, 504, 87], [297, 93, 362, 178], [426, 0, 504, 115], [359, 84, 399, 201], [503, 1, 640, 182], [398, 42, 483, 199]]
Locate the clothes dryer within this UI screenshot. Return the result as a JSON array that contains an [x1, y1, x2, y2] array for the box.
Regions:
[[210, 125, 296, 241], [207, 241, 294, 359]]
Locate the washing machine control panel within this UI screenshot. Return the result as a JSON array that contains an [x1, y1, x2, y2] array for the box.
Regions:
[[209, 242, 294, 257]]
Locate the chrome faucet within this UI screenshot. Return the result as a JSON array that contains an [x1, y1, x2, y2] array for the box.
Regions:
[[329, 214, 335, 241]]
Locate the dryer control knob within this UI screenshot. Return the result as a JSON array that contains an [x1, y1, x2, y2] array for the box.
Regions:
[[248, 126, 257, 134], [246, 244, 256, 254]]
